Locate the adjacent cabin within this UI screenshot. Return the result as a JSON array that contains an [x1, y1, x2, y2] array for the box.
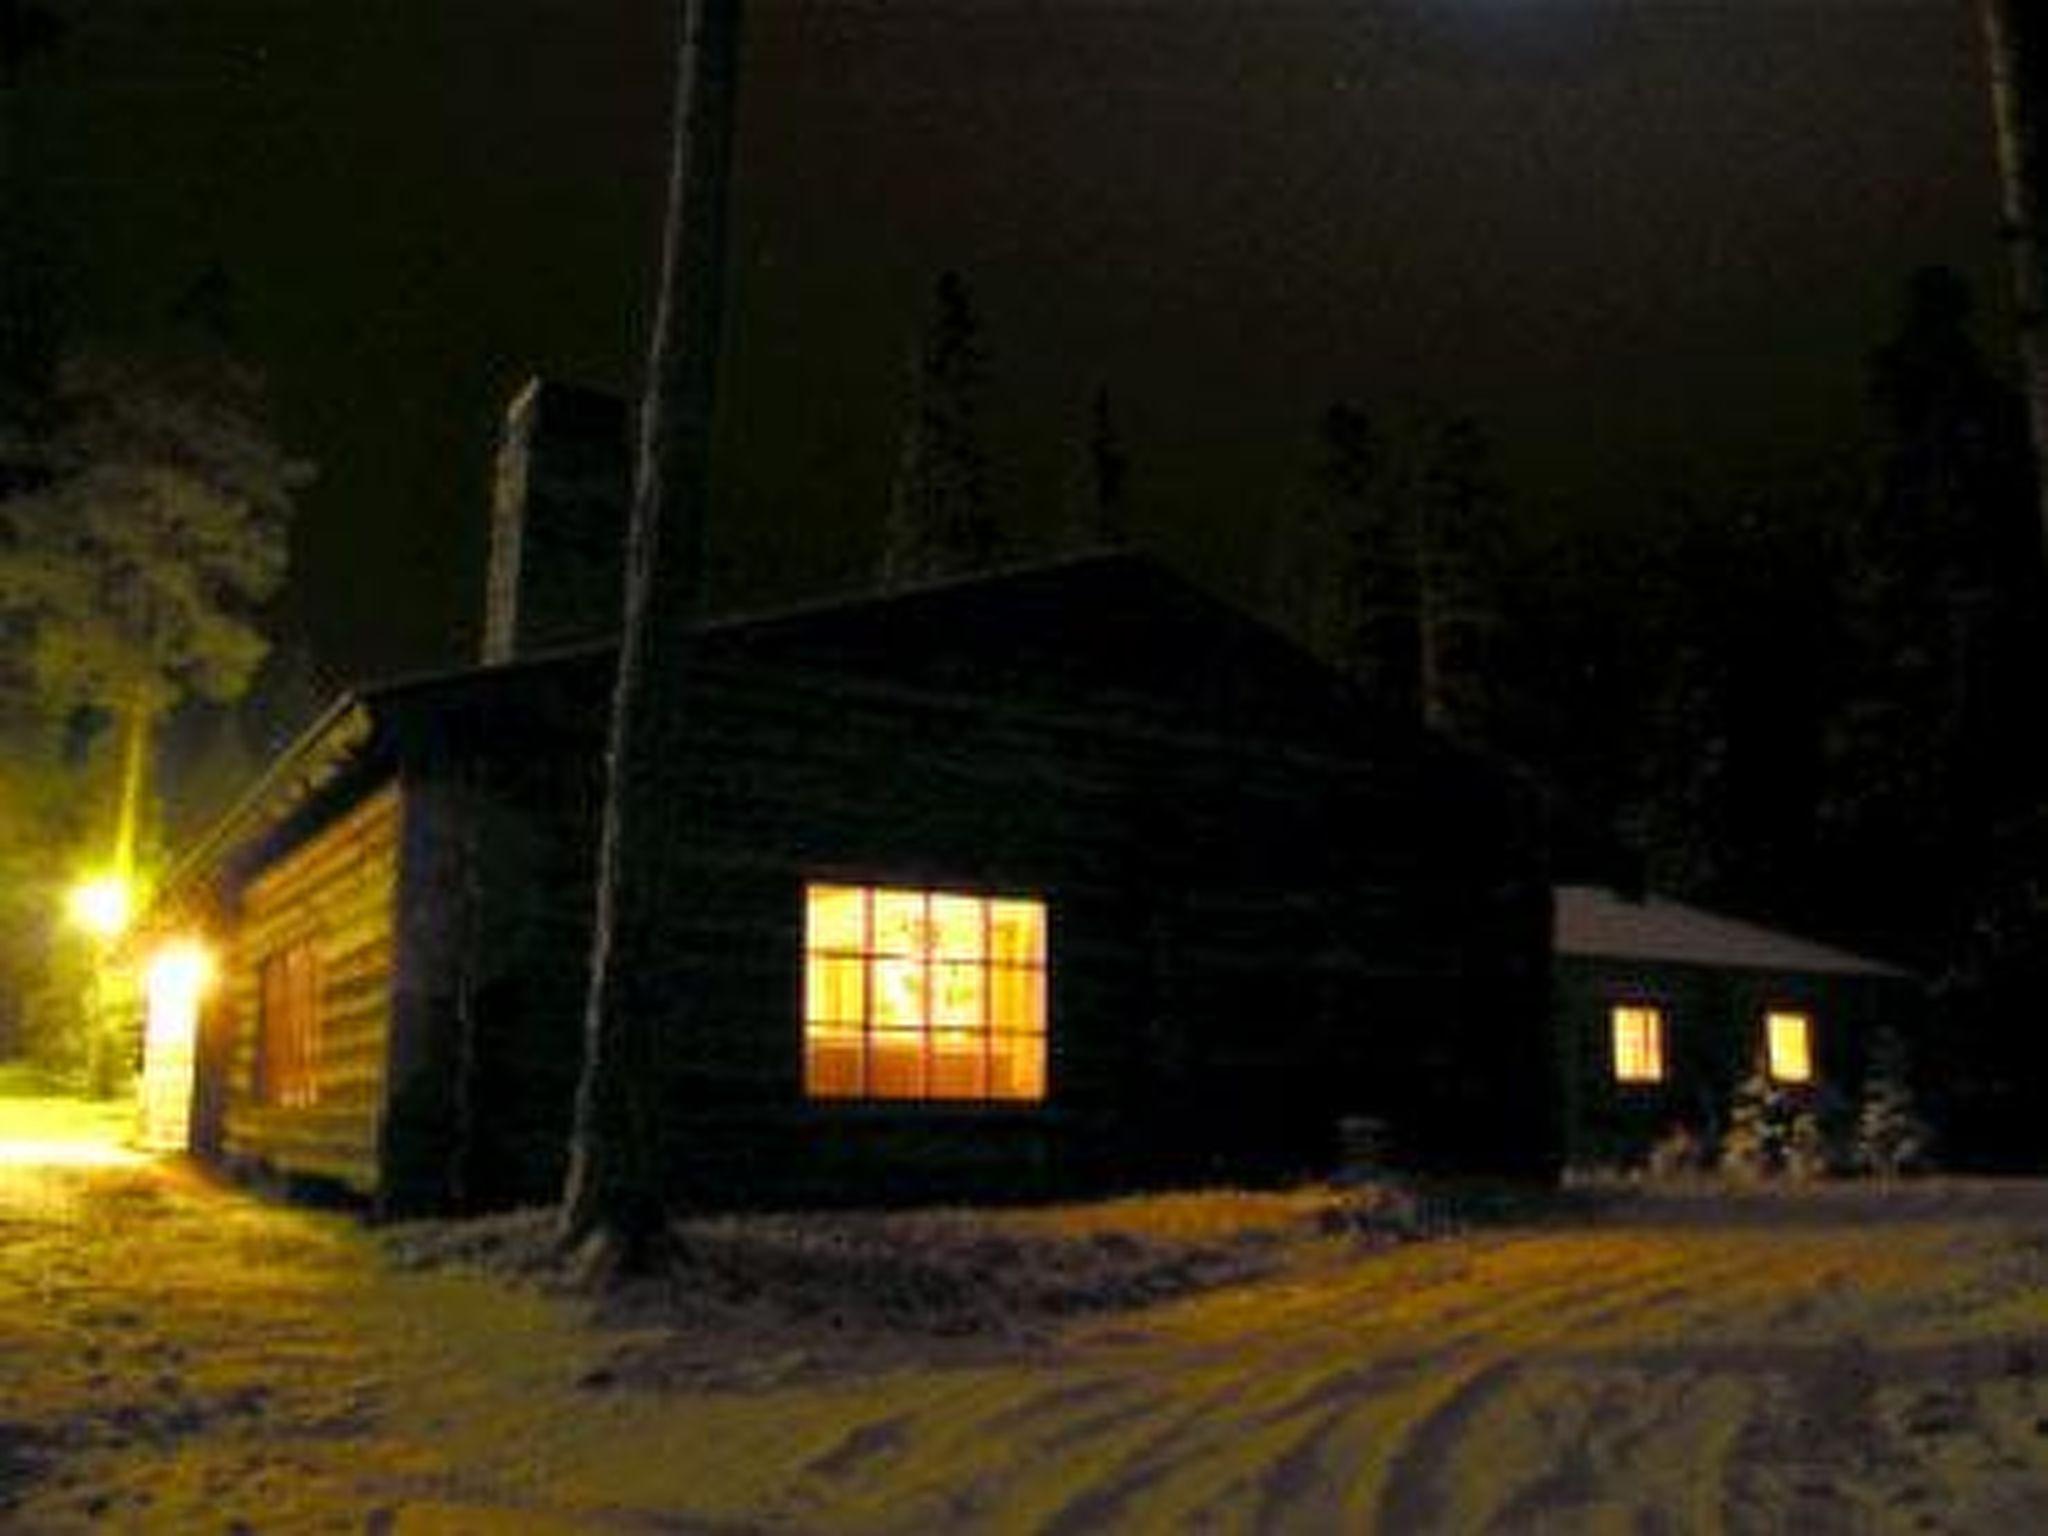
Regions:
[[1553, 883, 1919, 1168], [141, 549, 1555, 1216]]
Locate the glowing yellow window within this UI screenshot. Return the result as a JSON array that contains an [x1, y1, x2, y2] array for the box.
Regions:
[[803, 883, 1048, 1103], [1766, 1010, 1814, 1083], [1610, 1004, 1665, 1084]]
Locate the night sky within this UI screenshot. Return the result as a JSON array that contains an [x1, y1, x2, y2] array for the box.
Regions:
[[15, 0, 2006, 690]]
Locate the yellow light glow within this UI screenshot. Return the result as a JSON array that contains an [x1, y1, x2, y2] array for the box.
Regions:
[[990, 900, 1045, 966], [1766, 1010, 1814, 1083], [67, 875, 134, 939], [808, 884, 866, 951], [145, 940, 215, 1017], [1611, 1004, 1665, 1083], [0, 1138, 148, 1169], [803, 882, 1048, 1103], [138, 939, 213, 1153]]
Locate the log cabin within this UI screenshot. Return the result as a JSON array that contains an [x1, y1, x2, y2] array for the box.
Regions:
[[134, 384, 1555, 1216], [1553, 883, 1921, 1168]]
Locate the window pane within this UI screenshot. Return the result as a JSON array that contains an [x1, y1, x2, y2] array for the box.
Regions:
[[929, 1035, 988, 1099], [872, 889, 927, 957], [929, 894, 986, 959], [1767, 1011, 1813, 1083], [872, 959, 926, 1027], [990, 965, 1045, 1032], [869, 1030, 926, 1098], [800, 881, 1049, 1106], [807, 884, 867, 953], [932, 962, 985, 1028], [805, 1032, 863, 1098], [989, 900, 1045, 966], [990, 1032, 1046, 1100], [1611, 1004, 1664, 1083], [806, 956, 866, 1023]]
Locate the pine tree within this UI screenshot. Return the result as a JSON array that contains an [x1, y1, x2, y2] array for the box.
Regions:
[[1852, 1028, 1932, 1176], [881, 272, 1000, 585], [1978, 0, 2048, 563], [1270, 401, 1505, 736], [1269, 402, 1406, 701], [1823, 270, 2036, 940], [1784, 1096, 1841, 1181], [0, 342, 304, 879], [1068, 385, 1131, 550], [1819, 269, 2046, 1161], [0, 348, 300, 712], [1718, 1070, 1789, 1180], [1410, 409, 1504, 737]]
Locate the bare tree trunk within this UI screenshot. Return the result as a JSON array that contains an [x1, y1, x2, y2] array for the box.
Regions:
[[1981, 0, 2048, 565], [559, 0, 743, 1273]]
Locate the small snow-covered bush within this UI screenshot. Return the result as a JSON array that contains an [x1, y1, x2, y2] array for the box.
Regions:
[[1719, 1071, 1789, 1180], [1719, 1072, 1847, 1181], [1853, 1028, 1933, 1177], [1783, 1101, 1840, 1181], [1645, 1124, 1713, 1180]]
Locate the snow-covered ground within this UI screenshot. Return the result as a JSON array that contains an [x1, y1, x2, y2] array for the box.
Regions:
[[5, 1095, 2048, 1532]]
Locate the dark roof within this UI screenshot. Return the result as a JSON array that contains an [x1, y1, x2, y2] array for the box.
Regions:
[[160, 550, 1447, 905], [1553, 885, 1908, 978], [367, 547, 1415, 747]]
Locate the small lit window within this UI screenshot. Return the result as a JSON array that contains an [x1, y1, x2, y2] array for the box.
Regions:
[[804, 883, 1047, 1103], [1610, 1004, 1666, 1084], [1766, 1010, 1814, 1083], [255, 942, 322, 1108]]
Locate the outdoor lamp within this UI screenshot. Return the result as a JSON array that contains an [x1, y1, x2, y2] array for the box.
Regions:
[[67, 875, 134, 941]]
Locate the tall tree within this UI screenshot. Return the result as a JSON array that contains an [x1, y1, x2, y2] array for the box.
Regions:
[[0, 703, 92, 1062], [1626, 484, 1837, 912], [0, 0, 64, 485], [1820, 268, 2045, 1163], [0, 343, 303, 879], [1978, 0, 2048, 563], [881, 272, 1000, 585], [1068, 385, 1131, 550], [1409, 410, 1505, 737], [1269, 401, 1504, 737], [1823, 270, 2035, 927], [1269, 402, 1400, 696], [558, 0, 743, 1273]]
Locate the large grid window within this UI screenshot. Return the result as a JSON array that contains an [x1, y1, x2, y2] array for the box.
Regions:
[[255, 941, 322, 1108], [1610, 1003, 1666, 1084], [1765, 1010, 1814, 1084], [804, 883, 1047, 1102]]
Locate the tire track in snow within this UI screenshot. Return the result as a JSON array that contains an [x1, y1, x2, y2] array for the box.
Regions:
[[1374, 1358, 1527, 1530], [995, 1242, 1760, 1530]]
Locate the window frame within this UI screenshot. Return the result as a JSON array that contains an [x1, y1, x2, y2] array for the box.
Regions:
[[1608, 1001, 1668, 1086], [253, 939, 323, 1109], [800, 881, 1049, 1106]]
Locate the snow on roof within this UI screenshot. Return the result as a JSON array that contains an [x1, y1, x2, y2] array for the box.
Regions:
[[1553, 885, 1908, 978]]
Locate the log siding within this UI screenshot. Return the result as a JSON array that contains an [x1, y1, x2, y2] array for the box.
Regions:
[[218, 783, 402, 1194], [172, 555, 1556, 1212]]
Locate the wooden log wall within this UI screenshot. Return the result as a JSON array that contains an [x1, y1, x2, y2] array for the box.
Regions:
[[218, 784, 401, 1194], [1554, 959, 1914, 1169], [565, 652, 1552, 1203], [356, 566, 1556, 1213]]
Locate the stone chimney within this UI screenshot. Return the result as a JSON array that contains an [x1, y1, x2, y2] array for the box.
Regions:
[[482, 378, 630, 664]]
